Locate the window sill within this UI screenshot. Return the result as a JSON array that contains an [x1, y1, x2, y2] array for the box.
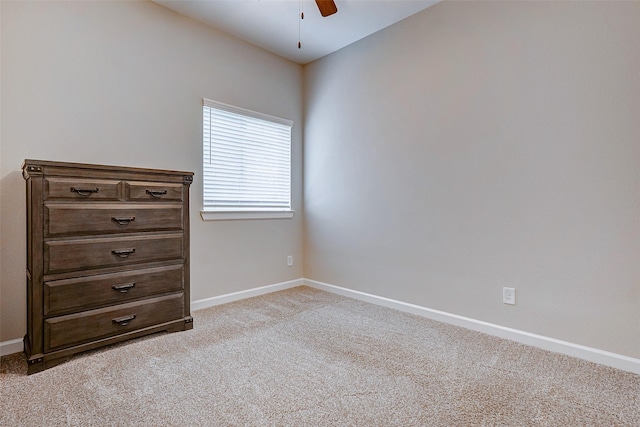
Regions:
[[200, 210, 295, 221]]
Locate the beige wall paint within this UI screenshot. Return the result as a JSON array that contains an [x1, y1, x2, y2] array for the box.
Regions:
[[2, 0, 639, 363], [0, 1, 3, 345], [0, 1, 303, 342], [304, 1, 640, 358]]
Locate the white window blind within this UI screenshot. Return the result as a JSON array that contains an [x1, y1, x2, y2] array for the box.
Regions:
[[203, 99, 292, 212]]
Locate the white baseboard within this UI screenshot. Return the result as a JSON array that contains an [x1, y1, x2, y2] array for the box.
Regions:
[[4, 277, 638, 376], [304, 279, 640, 375], [191, 278, 304, 312], [0, 338, 23, 357]]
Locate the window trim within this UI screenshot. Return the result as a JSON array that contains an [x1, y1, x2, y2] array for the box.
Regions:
[[200, 210, 295, 221], [201, 99, 294, 221]]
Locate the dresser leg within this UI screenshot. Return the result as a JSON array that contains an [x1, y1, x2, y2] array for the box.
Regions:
[[26, 356, 45, 375], [24, 335, 45, 375], [184, 316, 194, 330]]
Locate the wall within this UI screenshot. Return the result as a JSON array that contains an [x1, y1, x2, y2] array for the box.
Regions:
[[304, 1, 640, 358], [0, 1, 3, 346], [0, 1, 303, 343]]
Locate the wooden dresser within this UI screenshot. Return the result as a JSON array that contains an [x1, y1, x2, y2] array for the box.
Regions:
[[22, 160, 194, 374]]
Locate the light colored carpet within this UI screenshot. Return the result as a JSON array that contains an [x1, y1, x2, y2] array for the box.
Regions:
[[1, 286, 638, 426]]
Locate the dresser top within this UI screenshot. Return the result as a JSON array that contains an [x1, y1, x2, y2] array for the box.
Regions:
[[22, 159, 194, 184]]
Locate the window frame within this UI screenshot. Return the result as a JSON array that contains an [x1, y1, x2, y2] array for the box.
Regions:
[[200, 98, 294, 221]]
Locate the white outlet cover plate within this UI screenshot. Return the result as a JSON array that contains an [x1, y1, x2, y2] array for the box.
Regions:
[[503, 287, 516, 305]]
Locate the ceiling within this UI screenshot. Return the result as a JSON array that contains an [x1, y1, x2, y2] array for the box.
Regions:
[[153, 0, 439, 65]]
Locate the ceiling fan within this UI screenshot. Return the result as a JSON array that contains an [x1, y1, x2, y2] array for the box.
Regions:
[[315, 0, 338, 17]]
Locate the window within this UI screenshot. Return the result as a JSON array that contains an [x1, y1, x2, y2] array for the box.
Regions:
[[201, 99, 294, 220]]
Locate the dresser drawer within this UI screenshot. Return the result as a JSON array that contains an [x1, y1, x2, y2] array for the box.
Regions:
[[45, 233, 183, 274], [44, 293, 184, 351], [126, 181, 183, 202], [44, 264, 184, 317], [45, 203, 183, 237], [45, 177, 121, 201]]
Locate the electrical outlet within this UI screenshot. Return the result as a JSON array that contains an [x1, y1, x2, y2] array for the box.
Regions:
[[287, 255, 293, 267], [503, 287, 516, 305]]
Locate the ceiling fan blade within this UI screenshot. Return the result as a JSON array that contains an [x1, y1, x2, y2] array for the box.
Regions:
[[315, 0, 338, 17]]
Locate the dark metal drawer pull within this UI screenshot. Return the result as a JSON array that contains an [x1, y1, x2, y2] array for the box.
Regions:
[[112, 314, 136, 326], [112, 283, 136, 293], [111, 248, 136, 258], [111, 216, 135, 225], [146, 189, 168, 198], [70, 187, 99, 196]]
